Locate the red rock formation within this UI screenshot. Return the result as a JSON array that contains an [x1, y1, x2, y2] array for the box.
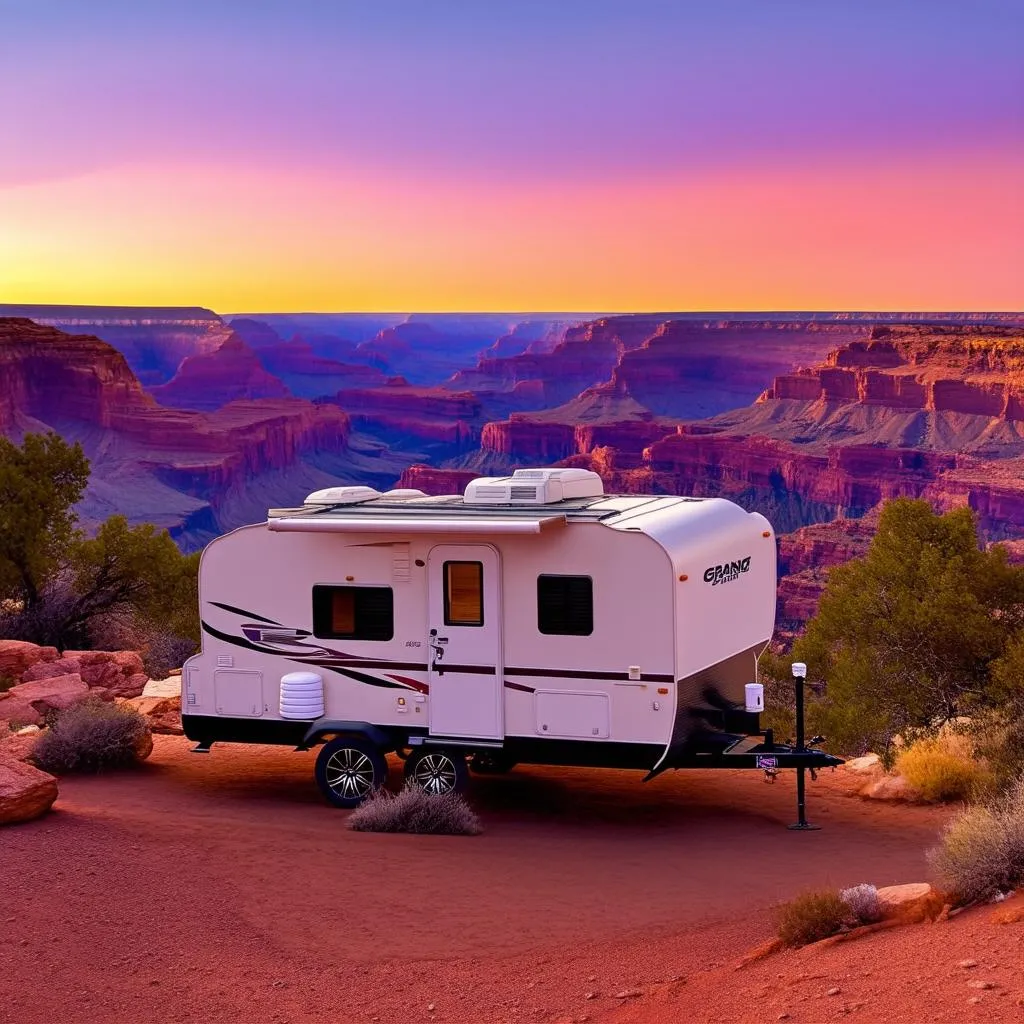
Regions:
[[327, 382, 483, 448], [148, 335, 291, 410], [398, 465, 479, 495], [0, 318, 353, 544], [255, 340, 386, 398]]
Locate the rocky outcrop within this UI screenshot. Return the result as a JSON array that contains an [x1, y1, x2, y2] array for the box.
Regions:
[[0, 755, 58, 825], [398, 465, 480, 495], [255, 341, 387, 399], [327, 381, 483, 449], [0, 318, 355, 545], [148, 336, 291, 410], [120, 695, 182, 735], [0, 305, 232, 385], [0, 646, 148, 726]]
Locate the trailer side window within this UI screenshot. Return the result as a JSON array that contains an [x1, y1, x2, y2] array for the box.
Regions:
[[537, 575, 593, 636], [312, 585, 394, 641], [444, 561, 484, 626]]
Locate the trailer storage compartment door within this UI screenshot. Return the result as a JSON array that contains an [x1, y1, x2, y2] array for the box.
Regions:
[[214, 669, 264, 718], [534, 690, 610, 739]]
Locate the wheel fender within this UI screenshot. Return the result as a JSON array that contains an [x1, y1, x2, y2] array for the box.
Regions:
[[302, 720, 393, 750]]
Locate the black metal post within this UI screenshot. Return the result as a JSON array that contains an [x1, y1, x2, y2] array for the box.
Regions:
[[788, 668, 821, 831]]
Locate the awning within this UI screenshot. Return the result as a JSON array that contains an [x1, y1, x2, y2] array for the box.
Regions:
[[266, 516, 566, 535]]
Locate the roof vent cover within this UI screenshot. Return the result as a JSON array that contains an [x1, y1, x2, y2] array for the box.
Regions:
[[304, 485, 381, 506], [464, 468, 604, 505]]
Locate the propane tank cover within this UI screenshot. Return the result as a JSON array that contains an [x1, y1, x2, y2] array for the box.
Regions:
[[745, 682, 765, 713]]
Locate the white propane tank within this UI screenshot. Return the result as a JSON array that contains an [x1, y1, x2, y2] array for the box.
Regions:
[[279, 671, 325, 720], [745, 682, 765, 714]]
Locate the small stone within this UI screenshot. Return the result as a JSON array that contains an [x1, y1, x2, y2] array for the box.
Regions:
[[584, 992, 597, 1000], [778, 1015, 791, 1022], [427, 1004, 435, 1012], [968, 981, 995, 990], [959, 959, 978, 969], [614, 990, 641, 1000], [586, 975, 596, 983], [968, 996, 982, 1005], [827, 987, 842, 996]]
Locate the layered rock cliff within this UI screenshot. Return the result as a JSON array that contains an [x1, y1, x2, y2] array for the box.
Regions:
[[148, 335, 291, 410], [0, 318, 361, 547]]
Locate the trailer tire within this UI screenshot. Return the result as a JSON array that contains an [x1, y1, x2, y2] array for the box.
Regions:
[[404, 748, 469, 797], [314, 736, 388, 809]]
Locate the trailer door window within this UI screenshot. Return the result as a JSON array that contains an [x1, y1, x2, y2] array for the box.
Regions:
[[312, 585, 394, 641], [444, 561, 484, 626], [537, 575, 593, 636]]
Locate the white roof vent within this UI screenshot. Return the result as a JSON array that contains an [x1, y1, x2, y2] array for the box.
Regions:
[[380, 488, 427, 500], [304, 485, 381, 506], [464, 468, 604, 505]]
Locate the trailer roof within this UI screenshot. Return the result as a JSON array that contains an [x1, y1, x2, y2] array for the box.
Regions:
[[268, 492, 706, 527]]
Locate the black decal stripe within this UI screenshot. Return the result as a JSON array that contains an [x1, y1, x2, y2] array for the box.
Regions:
[[209, 602, 280, 625], [505, 667, 674, 683], [433, 665, 497, 675], [504, 680, 536, 693], [201, 621, 410, 691], [289, 657, 430, 672]]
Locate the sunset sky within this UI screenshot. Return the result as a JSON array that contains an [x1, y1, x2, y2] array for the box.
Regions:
[[1, 0, 1022, 312]]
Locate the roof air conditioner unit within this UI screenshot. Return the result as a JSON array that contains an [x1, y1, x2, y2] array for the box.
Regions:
[[304, 486, 382, 506], [464, 468, 604, 505], [380, 488, 428, 500]]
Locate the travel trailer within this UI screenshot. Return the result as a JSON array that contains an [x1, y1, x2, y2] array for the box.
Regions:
[[182, 468, 841, 809]]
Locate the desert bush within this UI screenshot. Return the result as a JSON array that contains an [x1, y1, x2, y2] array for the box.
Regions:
[[776, 889, 851, 946], [0, 672, 17, 693], [928, 779, 1024, 905], [971, 716, 1024, 794], [32, 698, 150, 774], [348, 785, 482, 836], [895, 733, 993, 803], [839, 883, 882, 924]]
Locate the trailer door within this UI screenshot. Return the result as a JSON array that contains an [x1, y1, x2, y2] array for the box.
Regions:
[[426, 544, 503, 739]]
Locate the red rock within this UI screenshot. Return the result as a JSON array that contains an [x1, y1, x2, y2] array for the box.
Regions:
[[0, 318, 353, 544], [0, 674, 90, 726], [398, 466, 480, 496], [0, 640, 58, 679], [148, 335, 291, 410], [124, 695, 183, 735], [20, 657, 82, 683], [0, 754, 58, 825], [875, 883, 944, 922]]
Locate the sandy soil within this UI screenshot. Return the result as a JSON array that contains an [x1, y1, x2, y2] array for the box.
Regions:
[[0, 736, 997, 1024]]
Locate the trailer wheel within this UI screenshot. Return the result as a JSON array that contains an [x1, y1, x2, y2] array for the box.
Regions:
[[404, 748, 469, 797], [315, 736, 388, 808]]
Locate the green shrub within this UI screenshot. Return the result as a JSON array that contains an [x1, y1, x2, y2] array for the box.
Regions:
[[777, 889, 851, 946], [348, 785, 482, 835], [32, 698, 150, 774], [895, 734, 993, 803], [928, 780, 1024, 905]]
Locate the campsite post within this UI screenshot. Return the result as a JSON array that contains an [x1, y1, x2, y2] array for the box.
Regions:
[[788, 661, 820, 831]]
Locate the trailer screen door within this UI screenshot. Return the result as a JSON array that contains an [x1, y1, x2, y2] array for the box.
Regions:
[[426, 544, 503, 739]]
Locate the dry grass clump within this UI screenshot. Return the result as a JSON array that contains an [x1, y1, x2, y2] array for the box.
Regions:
[[348, 785, 482, 836], [839, 883, 882, 924], [928, 779, 1024, 906], [777, 889, 850, 947], [895, 733, 992, 803], [32, 698, 150, 774]]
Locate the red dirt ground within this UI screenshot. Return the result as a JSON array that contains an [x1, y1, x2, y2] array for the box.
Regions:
[[1, 737, 1018, 1023]]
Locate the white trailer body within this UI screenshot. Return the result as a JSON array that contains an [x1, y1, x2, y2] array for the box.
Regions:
[[182, 468, 839, 806]]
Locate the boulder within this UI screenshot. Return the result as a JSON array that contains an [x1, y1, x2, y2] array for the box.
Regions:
[[0, 640, 58, 679], [0, 729, 40, 763], [859, 774, 920, 802], [61, 651, 148, 697], [0, 754, 58, 825], [20, 657, 83, 683], [875, 883, 944, 923], [134, 730, 154, 761], [0, 674, 90, 726], [123, 695, 183, 735], [844, 754, 883, 775]]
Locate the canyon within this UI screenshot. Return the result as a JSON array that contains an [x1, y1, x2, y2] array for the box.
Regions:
[[3, 305, 1024, 629]]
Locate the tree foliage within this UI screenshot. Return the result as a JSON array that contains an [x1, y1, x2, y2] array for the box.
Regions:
[[0, 433, 89, 602], [779, 499, 1024, 760], [0, 433, 199, 657]]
